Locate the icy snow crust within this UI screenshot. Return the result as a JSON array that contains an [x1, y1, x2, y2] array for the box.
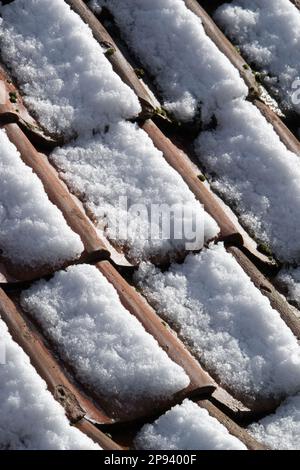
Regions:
[[196, 99, 300, 263], [51, 121, 219, 261], [0, 318, 100, 450], [93, 0, 247, 123], [0, 129, 83, 268], [135, 244, 300, 401], [21, 264, 190, 403], [249, 393, 300, 450], [135, 399, 247, 450], [215, 0, 300, 115], [0, 0, 141, 137]]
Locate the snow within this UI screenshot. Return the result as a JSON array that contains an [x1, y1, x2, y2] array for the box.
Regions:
[[0, 317, 100, 450], [277, 267, 300, 306], [134, 243, 300, 401], [91, 0, 247, 123], [88, 0, 102, 15], [135, 399, 247, 450], [196, 98, 300, 263], [0, 129, 83, 269], [215, 0, 300, 115], [0, 0, 141, 138], [21, 264, 190, 404], [50, 121, 219, 261], [249, 393, 300, 450]]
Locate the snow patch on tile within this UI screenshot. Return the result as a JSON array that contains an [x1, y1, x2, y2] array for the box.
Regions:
[[135, 399, 247, 450], [21, 264, 190, 403], [196, 99, 300, 263], [0, 129, 83, 269], [249, 393, 300, 450], [134, 243, 300, 400], [50, 121, 219, 261], [215, 0, 300, 115], [0, 318, 100, 450], [0, 0, 140, 137], [92, 0, 247, 123]]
